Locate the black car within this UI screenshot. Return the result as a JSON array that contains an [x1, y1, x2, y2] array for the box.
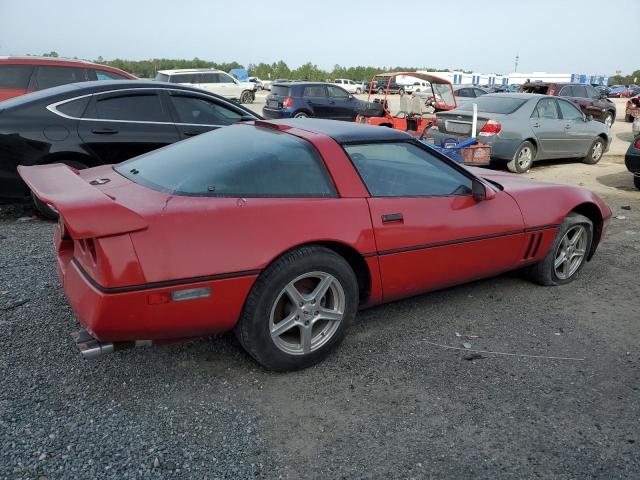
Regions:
[[0, 80, 259, 216], [262, 82, 365, 121], [625, 134, 640, 190]]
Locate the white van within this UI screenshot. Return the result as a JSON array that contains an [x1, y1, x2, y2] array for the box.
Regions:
[[155, 69, 256, 103], [333, 79, 363, 94]]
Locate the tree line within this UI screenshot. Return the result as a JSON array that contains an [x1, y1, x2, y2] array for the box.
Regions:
[[36, 52, 452, 80]]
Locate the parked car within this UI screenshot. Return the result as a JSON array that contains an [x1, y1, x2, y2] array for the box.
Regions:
[[625, 133, 640, 189], [607, 85, 627, 98], [19, 118, 611, 371], [0, 56, 136, 101], [248, 77, 264, 90], [333, 79, 363, 94], [622, 85, 640, 98], [519, 82, 617, 127], [263, 82, 365, 120], [155, 69, 256, 104], [453, 85, 489, 105], [625, 95, 640, 122], [435, 93, 610, 173], [0, 80, 260, 216]]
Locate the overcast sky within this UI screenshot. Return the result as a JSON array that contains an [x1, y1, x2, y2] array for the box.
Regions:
[[1, 0, 637, 75]]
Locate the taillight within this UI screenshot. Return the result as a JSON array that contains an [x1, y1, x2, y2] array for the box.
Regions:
[[635, 138, 640, 149], [479, 120, 502, 136], [283, 97, 293, 108]]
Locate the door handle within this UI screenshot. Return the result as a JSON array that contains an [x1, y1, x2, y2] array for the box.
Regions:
[[91, 128, 118, 134], [183, 130, 201, 136], [329, 101, 335, 104], [564, 124, 571, 129], [381, 213, 403, 223], [532, 122, 540, 128]]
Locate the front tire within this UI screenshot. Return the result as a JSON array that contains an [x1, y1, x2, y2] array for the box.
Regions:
[[582, 137, 605, 165], [523, 213, 593, 286], [240, 90, 254, 104], [293, 111, 309, 118], [507, 141, 535, 173], [603, 112, 614, 128], [356, 88, 362, 94], [235, 246, 358, 371]]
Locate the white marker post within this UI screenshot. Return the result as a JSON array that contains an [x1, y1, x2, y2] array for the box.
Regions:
[[471, 103, 478, 138]]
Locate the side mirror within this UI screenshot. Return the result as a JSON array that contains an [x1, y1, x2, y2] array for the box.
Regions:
[[585, 114, 593, 122], [348, 94, 354, 100], [472, 178, 495, 201]]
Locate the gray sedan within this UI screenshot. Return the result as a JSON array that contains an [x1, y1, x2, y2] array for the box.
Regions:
[[435, 93, 610, 173]]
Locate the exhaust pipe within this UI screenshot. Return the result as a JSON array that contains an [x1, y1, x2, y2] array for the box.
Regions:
[[71, 330, 151, 359]]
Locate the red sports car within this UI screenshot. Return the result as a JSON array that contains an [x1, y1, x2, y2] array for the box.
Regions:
[[19, 119, 611, 371]]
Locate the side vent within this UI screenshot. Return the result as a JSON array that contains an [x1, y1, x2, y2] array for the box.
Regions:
[[523, 232, 543, 259]]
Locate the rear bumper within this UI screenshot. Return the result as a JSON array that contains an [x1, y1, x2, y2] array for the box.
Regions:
[[262, 107, 292, 119], [59, 257, 258, 342]]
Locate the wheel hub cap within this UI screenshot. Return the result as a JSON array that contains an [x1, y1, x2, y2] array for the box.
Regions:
[[554, 225, 587, 280]]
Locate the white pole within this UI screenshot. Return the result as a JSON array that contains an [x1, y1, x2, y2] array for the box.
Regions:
[[472, 103, 478, 138]]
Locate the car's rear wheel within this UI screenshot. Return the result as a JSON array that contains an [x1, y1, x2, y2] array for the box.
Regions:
[[582, 138, 605, 165], [523, 213, 593, 286], [240, 90, 254, 104], [33, 159, 88, 219], [356, 88, 362, 94], [377, 87, 384, 94], [235, 246, 358, 371], [507, 141, 535, 173], [293, 111, 309, 118], [603, 112, 614, 128]]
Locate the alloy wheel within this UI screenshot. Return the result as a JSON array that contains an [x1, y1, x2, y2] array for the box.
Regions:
[[517, 146, 533, 170], [605, 115, 613, 128], [269, 272, 346, 355], [591, 141, 603, 162], [554, 225, 588, 280]]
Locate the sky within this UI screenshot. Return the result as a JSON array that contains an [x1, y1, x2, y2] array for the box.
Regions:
[[0, 0, 637, 75]]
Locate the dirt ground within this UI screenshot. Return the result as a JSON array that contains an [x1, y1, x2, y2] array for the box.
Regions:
[[1, 102, 638, 479]]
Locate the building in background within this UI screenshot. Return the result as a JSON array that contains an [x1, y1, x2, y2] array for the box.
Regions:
[[399, 71, 609, 86]]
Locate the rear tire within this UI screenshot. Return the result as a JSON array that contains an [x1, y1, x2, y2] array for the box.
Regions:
[[523, 213, 593, 286], [240, 90, 254, 104], [626, 114, 633, 123], [582, 137, 605, 165], [507, 141, 535, 173], [293, 111, 309, 118], [356, 88, 362, 94], [235, 246, 358, 371]]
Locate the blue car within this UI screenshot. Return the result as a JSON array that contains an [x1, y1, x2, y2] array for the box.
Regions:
[[263, 82, 365, 121]]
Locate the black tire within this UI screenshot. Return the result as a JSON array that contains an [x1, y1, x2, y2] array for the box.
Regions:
[[235, 246, 358, 371], [634, 175, 640, 190], [603, 112, 614, 128], [398, 88, 405, 95], [582, 137, 605, 165], [32, 159, 88, 219], [507, 141, 536, 173], [240, 90, 254, 104], [523, 213, 593, 286], [293, 111, 309, 118], [377, 87, 384, 94]]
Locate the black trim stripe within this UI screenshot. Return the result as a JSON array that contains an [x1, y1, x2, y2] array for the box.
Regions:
[[71, 258, 260, 294], [375, 224, 560, 257]]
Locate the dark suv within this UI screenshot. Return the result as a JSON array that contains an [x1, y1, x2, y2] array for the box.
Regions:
[[263, 82, 365, 121], [519, 82, 616, 127]]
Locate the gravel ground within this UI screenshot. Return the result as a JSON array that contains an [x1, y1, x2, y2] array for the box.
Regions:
[[1, 159, 639, 479]]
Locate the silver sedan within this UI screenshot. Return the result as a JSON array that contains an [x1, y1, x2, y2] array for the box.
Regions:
[[435, 93, 610, 173]]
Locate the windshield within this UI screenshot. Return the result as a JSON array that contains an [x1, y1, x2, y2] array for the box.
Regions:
[[457, 96, 527, 114], [432, 83, 455, 109]]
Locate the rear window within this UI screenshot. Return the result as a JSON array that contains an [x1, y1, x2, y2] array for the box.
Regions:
[[271, 85, 291, 96], [155, 73, 169, 82], [521, 84, 550, 94], [458, 96, 527, 114], [115, 125, 337, 197], [0, 65, 34, 89]]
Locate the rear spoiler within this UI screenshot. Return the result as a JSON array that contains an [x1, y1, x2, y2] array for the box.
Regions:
[[18, 164, 147, 239]]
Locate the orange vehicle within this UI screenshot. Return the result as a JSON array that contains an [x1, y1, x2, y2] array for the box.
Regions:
[[356, 72, 457, 136]]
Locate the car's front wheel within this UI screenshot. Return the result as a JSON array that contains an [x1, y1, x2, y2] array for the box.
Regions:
[[524, 213, 593, 286], [235, 246, 358, 371], [293, 111, 309, 118], [582, 137, 605, 165], [356, 88, 362, 94], [603, 112, 614, 128], [507, 141, 536, 173], [240, 90, 254, 104]]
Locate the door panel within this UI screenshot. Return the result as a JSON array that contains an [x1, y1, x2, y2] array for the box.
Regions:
[[78, 92, 180, 164], [530, 98, 566, 158], [368, 193, 525, 301]]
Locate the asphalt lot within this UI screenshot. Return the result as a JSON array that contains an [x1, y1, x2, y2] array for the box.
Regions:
[[1, 100, 639, 479]]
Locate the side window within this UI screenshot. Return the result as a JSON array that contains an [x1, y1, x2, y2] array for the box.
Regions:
[[457, 88, 471, 97], [200, 73, 218, 84], [585, 85, 598, 98], [303, 85, 326, 98], [344, 142, 472, 197], [0, 65, 34, 89], [216, 73, 235, 84], [56, 96, 91, 118], [558, 100, 584, 121], [170, 95, 243, 125], [95, 70, 128, 80], [171, 74, 195, 84], [533, 98, 559, 119], [572, 85, 587, 98], [474, 88, 486, 97], [327, 85, 350, 99], [34, 66, 88, 90], [558, 86, 573, 96], [93, 94, 169, 122]]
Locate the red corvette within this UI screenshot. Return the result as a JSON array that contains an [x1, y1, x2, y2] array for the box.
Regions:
[[19, 119, 611, 371]]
